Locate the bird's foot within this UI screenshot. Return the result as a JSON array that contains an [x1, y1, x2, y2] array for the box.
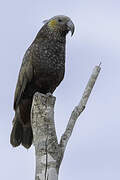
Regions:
[[46, 92, 52, 97]]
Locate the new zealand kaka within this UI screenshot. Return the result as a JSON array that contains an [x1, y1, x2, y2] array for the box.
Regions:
[[10, 15, 75, 148]]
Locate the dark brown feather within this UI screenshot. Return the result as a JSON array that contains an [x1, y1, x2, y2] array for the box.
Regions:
[[10, 15, 74, 148]]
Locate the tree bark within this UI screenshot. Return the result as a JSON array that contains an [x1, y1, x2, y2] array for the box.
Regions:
[[31, 64, 101, 180]]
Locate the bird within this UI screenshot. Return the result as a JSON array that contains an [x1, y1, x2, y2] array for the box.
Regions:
[[10, 15, 75, 149]]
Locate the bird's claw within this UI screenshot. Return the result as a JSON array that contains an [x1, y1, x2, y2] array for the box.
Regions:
[[46, 92, 52, 97]]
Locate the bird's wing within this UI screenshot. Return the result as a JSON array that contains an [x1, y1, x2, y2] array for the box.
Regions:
[[13, 56, 33, 110]]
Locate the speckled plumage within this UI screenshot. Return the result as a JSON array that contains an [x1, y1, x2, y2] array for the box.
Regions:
[[10, 15, 75, 148]]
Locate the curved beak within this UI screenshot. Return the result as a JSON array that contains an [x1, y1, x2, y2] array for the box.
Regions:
[[67, 20, 75, 36]]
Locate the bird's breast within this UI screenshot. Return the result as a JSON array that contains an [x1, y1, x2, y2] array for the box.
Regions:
[[33, 41, 65, 75], [30, 40, 65, 93]]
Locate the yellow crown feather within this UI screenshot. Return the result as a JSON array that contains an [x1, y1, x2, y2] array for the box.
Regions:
[[48, 19, 57, 28]]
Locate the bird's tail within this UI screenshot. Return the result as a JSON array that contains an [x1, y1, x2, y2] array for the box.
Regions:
[[22, 126, 33, 149], [10, 115, 33, 149], [10, 118, 23, 147]]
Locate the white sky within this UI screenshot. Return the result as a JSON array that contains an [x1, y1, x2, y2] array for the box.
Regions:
[[0, 0, 120, 179]]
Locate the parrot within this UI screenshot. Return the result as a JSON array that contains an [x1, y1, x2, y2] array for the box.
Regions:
[[10, 15, 75, 148]]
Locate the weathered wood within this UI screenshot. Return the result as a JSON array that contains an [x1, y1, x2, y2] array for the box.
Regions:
[[31, 64, 101, 180], [31, 93, 60, 180]]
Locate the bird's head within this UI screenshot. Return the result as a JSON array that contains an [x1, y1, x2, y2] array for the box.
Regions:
[[43, 15, 75, 37]]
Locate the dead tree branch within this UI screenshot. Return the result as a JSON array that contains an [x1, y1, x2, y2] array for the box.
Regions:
[[59, 65, 101, 156], [31, 64, 101, 180]]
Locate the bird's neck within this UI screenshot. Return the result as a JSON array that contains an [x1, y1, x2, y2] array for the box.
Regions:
[[36, 27, 66, 43]]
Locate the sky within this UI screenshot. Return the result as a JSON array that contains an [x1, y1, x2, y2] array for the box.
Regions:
[[0, 0, 120, 179]]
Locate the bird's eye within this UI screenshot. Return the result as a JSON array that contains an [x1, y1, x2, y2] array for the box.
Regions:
[[58, 19, 62, 23]]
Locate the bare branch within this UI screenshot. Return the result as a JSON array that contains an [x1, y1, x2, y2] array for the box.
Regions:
[[59, 65, 101, 155], [31, 64, 101, 179]]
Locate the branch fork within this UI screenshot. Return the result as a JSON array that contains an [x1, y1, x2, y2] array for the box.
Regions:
[[31, 64, 101, 180]]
